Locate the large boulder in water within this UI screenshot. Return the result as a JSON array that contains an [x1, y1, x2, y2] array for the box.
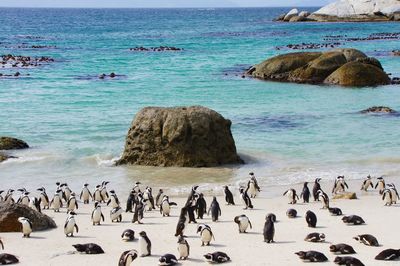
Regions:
[[116, 106, 243, 167], [0, 137, 29, 150], [0, 203, 57, 232]]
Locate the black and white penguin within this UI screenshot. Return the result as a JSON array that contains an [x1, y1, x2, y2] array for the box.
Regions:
[[330, 243, 356, 254], [28, 196, 41, 213], [175, 207, 188, 237], [317, 189, 330, 209], [382, 189, 393, 206], [60, 183, 72, 202], [375, 249, 400, 260], [79, 183, 92, 204], [224, 186, 235, 205], [328, 207, 343, 216], [93, 185, 103, 202], [332, 176, 348, 194], [312, 178, 322, 201], [4, 189, 15, 204], [132, 181, 141, 193], [286, 209, 297, 218], [234, 214, 252, 233], [208, 196, 222, 222], [138, 231, 151, 257], [67, 192, 78, 213], [100, 181, 109, 202], [0, 253, 19, 264], [37, 187, 50, 209], [197, 224, 214, 246], [132, 193, 145, 224], [50, 189, 63, 212], [305, 210, 317, 228], [375, 177, 386, 194], [387, 183, 399, 204], [64, 211, 79, 237], [204, 251, 230, 263], [342, 215, 365, 225], [295, 251, 328, 262], [143, 187, 155, 211], [248, 172, 261, 198], [300, 182, 310, 203], [160, 195, 177, 217], [107, 190, 120, 208], [118, 249, 138, 266], [283, 188, 299, 204], [121, 229, 135, 242], [125, 189, 136, 213], [263, 214, 275, 243], [17, 189, 30, 206], [266, 213, 277, 223], [186, 196, 197, 224], [18, 217, 32, 238], [196, 193, 207, 219], [155, 189, 164, 207], [177, 235, 190, 260], [72, 243, 104, 254], [110, 206, 124, 222], [334, 256, 364, 266], [239, 187, 253, 209], [91, 201, 105, 225], [361, 175, 374, 191], [186, 185, 199, 205], [304, 233, 325, 242], [159, 254, 178, 266], [354, 234, 379, 246]]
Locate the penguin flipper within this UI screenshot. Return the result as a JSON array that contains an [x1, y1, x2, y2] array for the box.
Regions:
[[101, 213, 105, 222], [170, 202, 177, 206], [74, 224, 79, 233], [75, 202, 78, 209], [79, 191, 83, 200], [249, 220, 253, 229]]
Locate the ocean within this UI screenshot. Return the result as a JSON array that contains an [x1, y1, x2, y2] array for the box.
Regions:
[[1, 7, 399, 196]]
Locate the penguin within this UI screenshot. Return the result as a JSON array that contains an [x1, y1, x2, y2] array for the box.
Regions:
[[132, 181, 141, 193], [300, 182, 310, 203], [342, 215, 365, 225], [263, 214, 275, 243], [60, 183, 72, 202], [382, 189, 393, 206], [118, 249, 138, 266], [234, 214, 252, 233], [17, 189, 30, 206], [0, 253, 19, 265], [375, 177, 386, 194], [37, 187, 50, 209], [354, 234, 379, 246], [224, 186, 235, 205], [106, 190, 120, 208], [18, 217, 32, 237], [67, 192, 78, 212], [100, 181, 109, 202], [283, 188, 299, 204], [387, 183, 399, 204], [332, 176, 348, 194], [72, 243, 104, 254], [248, 172, 261, 198], [121, 229, 135, 242], [239, 186, 253, 209], [317, 189, 329, 209], [196, 193, 207, 219], [155, 189, 164, 207], [175, 207, 188, 237], [304, 233, 325, 242], [110, 206, 124, 222], [50, 189, 63, 212], [159, 254, 178, 266], [361, 175, 374, 191], [160, 195, 177, 217], [93, 185, 103, 202], [132, 193, 145, 224], [266, 213, 277, 223], [375, 249, 400, 260], [143, 187, 155, 211], [197, 224, 214, 246], [286, 209, 297, 218], [177, 235, 190, 260], [305, 210, 317, 228], [4, 189, 15, 204], [0, 238, 3, 250], [28, 196, 41, 213], [334, 256, 364, 266], [328, 207, 342, 216], [186, 196, 197, 224], [204, 252, 230, 263], [91, 201, 105, 225], [330, 243, 356, 254], [208, 196, 221, 222], [125, 189, 136, 213], [295, 251, 328, 262], [312, 178, 322, 201], [138, 231, 151, 257], [64, 211, 79, 237], [80, 183, 92, 204]]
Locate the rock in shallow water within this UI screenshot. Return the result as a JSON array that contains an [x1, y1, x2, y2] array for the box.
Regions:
[[360, 106, 396, 114], [0, 137, 29, 150], [116, 106, 243, 167]]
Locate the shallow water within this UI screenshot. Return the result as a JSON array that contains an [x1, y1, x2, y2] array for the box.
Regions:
[[1, 7, 400, 194]]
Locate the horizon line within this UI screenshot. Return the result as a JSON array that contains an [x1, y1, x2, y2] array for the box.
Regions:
[[0, 6, 322, 9]]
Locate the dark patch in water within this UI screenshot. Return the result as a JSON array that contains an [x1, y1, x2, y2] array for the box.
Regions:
[[221, 64, 251, 77], [234, 115, 309, 131], [202, 30, 288, 38], [74, 74, 127, 81]]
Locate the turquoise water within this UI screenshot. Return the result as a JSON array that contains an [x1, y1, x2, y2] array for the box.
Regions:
[[1, 8, 400, 194]]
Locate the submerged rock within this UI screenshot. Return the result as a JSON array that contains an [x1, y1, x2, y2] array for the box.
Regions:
[[360, 106, 397, 114], [117, 106, 243, 167], [0, 137, 29, 150]]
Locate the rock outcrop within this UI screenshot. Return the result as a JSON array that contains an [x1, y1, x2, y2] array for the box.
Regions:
[[0, 137, 29, 150], [247, 48, 390, 87], [116, 106, 243, 167], [0, 203, 57, 232], [360, 106, 397, 113]]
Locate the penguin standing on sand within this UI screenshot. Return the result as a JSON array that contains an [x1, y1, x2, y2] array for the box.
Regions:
[[305, 210, 317, 228], [375, 177, 386, 194], [186, 196, 197, 224], [387, 183, 399, 204], [197, 224, 214, 246], [177, 235, 190, 260], [160, 195, 177, 217], [224, 186, 235, 205], [132, 181, 141, 193], [18, 217, 32, 238], [248, 172, 261, 198], [100, 181, 109, 202], [37, 187, 50, 209], [67, 192, 78, 212], [332, 176, 348, 194], [132, 193, 145, 224], [263, 214, 275, 243], [125, 189, 136, 213], [91, 201, 105, 225], [186, 185, 199, 205], [283, 188, 299, 204], [300, 182, 310, 203], [139, 231, 151, 257], [175, 207, 188, 237], [155, 189, 164, 207], [143, 187, 155, 211], [80, 183, 92, 204], [17, 189, 30, 206], [313, 178, 322, 201], [60, 183, 72, 202], [107, 190, 120, 208], [239, 186, 253, 209], [118, 249, 138, 266], [4, 189, 15, 204], [28, 196, 41, 213], [361, 175, 374, 191], [196, 193, 207, 219], [110, 206, 124, 222], [317, 190, 330, 209], [234, 214, 252, 233], [93, 185, 103, 202], [50, 189, 63, 212], [208, 197, 222, 222], [382, 189, 393, 206], [64, 211, 79, 237]]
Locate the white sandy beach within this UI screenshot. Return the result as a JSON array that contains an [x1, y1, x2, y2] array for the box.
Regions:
[[1, 180, 399, 266]]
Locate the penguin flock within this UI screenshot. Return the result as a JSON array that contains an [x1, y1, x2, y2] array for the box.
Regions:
[[0, 173, 399, 265]]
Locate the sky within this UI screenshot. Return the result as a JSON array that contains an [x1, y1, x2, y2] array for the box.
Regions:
[[0, 0, 334, 8]]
